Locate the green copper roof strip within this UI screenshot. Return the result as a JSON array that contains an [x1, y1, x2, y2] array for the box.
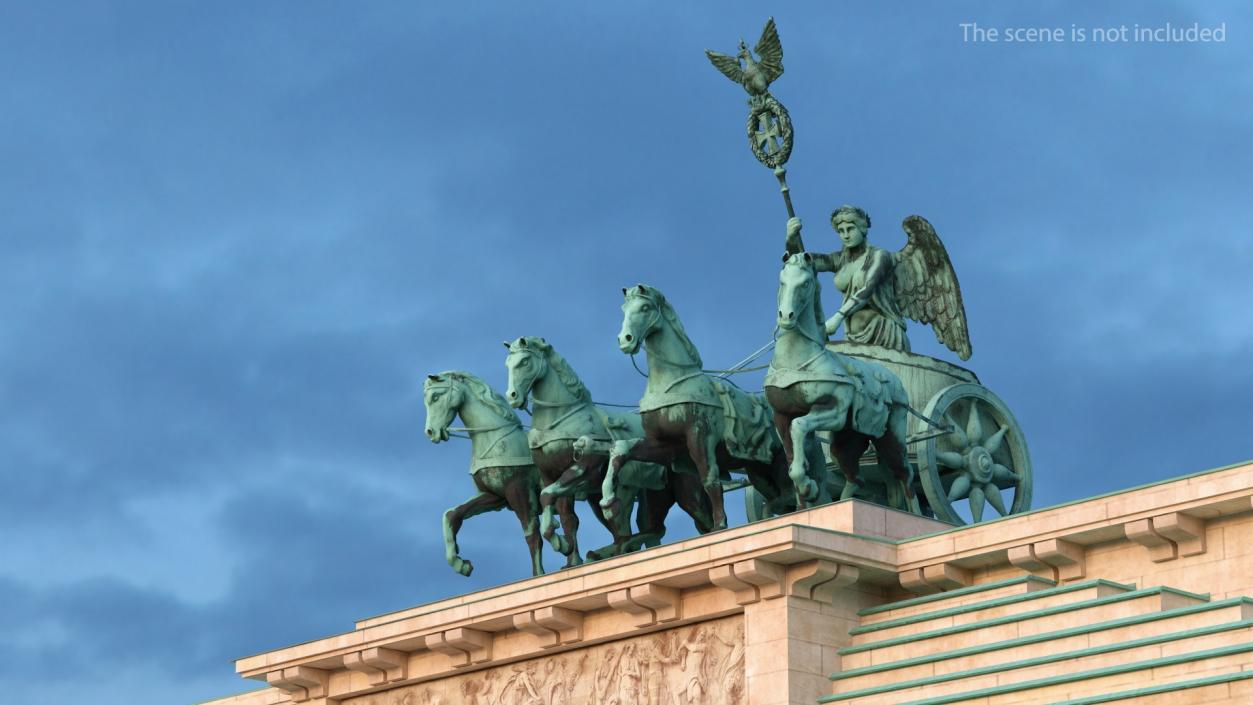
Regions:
[[831, 596, 1253, 680], [1054, 669, 1253, 705], [823, 618, 1253, 699], [831, 603, 1253, 681], [858, 576, 1056, 617], [819, 640, 1253, 704], [839, 585, 1211, 656], [850, 579, 1136, 635]]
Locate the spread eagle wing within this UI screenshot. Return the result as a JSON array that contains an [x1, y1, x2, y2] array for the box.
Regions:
[[754, 17, 784, 85], [894, 215, 973, 360], [705, 49, 743, 85]]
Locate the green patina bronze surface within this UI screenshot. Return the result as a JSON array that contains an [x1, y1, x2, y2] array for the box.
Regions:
[[785, 211, 973, 360], [420, 18, 1034, 576], [505, 336, 713, 562], [423, 371, 544, 577]]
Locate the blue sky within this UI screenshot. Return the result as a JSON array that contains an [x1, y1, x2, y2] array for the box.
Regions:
[[0, 2, 1249, 703]]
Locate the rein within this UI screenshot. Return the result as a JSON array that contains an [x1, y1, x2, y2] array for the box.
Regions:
[[428, 382, 526, 456], [528, 393, 594, 431]]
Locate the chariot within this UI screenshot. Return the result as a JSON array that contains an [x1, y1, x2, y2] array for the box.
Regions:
[[744, 342, 1032, 526]]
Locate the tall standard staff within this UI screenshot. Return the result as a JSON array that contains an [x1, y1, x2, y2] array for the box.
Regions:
[[705, 17, 797, 218]]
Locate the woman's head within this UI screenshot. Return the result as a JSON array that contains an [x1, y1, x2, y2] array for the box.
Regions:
[[830, 204, 870, 248]]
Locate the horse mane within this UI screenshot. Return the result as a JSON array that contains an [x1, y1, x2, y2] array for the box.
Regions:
[[440, 370, 520, 426], [542, 347, 592, 402], [811, 265, 828, 340], [654, 290, 704, 368]]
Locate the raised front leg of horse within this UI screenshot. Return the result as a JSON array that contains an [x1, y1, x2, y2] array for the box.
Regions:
[[787, 400, 852, 507], [538, 474, 583, 568], [443, 490, 509, 577]]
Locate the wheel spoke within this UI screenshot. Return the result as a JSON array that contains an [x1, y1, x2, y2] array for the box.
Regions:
[[991, 463, 1017, 485], [945, 413, 969, 449], [947, 473, 971, 502], [937, 450, 966, 470], [966, 404, 983, 446], [983, 482, 1008, 515], [982, 426, 1008, 454], [968, 484, 986, 522]]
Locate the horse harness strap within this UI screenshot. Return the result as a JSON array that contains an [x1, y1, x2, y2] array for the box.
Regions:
[[531, 396, 595, 432], [663, 369, 707, 393], [452, 423, 531, 475]]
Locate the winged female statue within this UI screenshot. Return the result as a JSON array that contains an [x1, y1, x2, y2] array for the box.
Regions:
[[784, 206, 973, 360]]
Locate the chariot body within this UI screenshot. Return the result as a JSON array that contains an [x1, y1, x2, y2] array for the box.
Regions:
[[745, 342, 1032, 526]]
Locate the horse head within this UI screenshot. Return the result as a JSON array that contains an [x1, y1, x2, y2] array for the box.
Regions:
[[423, 372, 466, 442], [778, 252, 823, 334], [503, 336, 552, 408], [618, 283, 664, 354]]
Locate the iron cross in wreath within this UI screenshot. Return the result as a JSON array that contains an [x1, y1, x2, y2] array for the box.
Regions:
[[706, 17, 793, 169]]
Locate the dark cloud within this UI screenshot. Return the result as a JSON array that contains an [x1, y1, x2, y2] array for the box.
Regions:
[[0, 2, 1249, 703]]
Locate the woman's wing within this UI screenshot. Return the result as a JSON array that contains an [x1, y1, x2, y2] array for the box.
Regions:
[[894, 215, 973, 360]]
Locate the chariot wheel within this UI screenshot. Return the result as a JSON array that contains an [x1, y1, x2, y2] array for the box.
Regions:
[[916, 383, 1032, 525], [744, 486, 768, 523]]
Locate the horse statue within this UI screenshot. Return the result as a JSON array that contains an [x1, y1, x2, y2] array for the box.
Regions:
[[612, 284, 827, 529], [423, 371, 545, 577], [504, 337, 714, 561], [766, 253, 919, 511]]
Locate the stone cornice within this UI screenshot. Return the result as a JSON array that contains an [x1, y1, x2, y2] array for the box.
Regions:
[[231, 460, 1253, 704]]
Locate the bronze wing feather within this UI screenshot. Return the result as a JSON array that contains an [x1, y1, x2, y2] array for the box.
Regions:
[[705, 49, 744, 85], [754, 17, 784, 85], [894, 215, 973, 360]]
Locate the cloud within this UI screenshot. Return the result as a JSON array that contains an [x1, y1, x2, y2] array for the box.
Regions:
[[0, 3, 1249, 704]]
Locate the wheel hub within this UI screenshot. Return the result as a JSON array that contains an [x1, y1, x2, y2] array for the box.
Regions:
[[968, 447, 994, 483]]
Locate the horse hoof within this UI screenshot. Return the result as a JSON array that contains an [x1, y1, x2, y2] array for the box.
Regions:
[[451, 558, 473, 577], [801, 477, 819, 502], [552, 535, 571, 556]]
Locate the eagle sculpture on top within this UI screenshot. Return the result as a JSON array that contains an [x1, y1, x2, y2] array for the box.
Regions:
[[706, 17, 784, 98]]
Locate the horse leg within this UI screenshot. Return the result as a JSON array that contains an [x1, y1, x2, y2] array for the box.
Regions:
[[616, 487, 670, 553], [804, 437, 834, 504], [589, 481, 650, 561], [773, 410, 796, 470], [602, 436, 674, 519], [443, 490, 508, 577], [672, 471, 715, 533], [586, 459, 639, 562], [503, 473, 544, 577], [872, 406, 919, 513], [540, 464, 586, 565], [638, 487, 673, 546], [790, 401, 851, 506], [686, 414, 727, 530], [600, 438, 639, 520], [831, 428, 870, 502]]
